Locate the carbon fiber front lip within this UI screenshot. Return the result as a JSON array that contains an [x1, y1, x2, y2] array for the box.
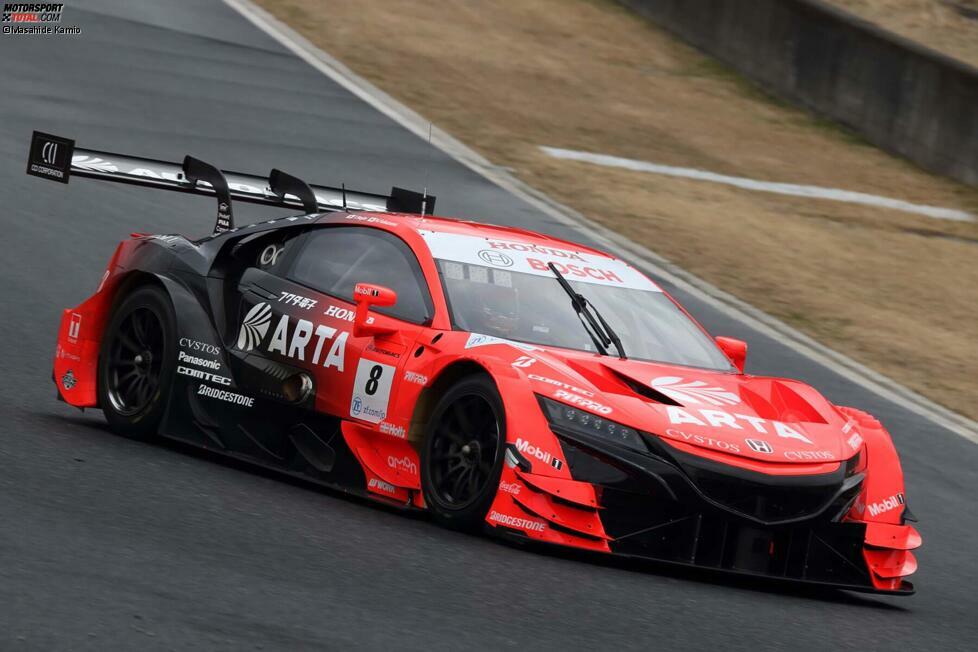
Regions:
[[491, 526, 914, 595]]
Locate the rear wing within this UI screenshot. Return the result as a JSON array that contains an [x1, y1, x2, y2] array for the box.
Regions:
[[26, 131, 434, 235]]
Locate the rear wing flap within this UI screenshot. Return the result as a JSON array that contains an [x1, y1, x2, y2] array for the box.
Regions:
[[26, 131, 434, 235]]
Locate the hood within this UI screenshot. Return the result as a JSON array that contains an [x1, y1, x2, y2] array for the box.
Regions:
[[517, 347, 860, 466]]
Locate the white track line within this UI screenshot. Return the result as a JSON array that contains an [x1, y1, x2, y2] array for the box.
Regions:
[[542, 146, 974, 222], [224, 0, 978, 444]]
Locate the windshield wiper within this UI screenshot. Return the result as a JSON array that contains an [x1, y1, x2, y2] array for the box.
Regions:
[[547, 262, 626, 359]]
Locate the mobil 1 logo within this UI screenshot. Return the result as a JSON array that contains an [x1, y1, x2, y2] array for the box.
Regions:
[[350, 358, 395, 424]]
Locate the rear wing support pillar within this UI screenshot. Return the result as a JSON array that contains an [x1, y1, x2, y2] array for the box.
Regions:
[[182, 156, 234, 234]]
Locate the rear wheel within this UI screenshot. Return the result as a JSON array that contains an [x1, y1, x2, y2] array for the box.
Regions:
[[97, 285, 176, 439], [421, 374, 505, 530]]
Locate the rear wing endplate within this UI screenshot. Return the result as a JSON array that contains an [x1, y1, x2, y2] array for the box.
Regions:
[[26, 131, 434, 235]]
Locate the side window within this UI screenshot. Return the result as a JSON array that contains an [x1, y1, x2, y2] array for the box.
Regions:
[[288, 227, 434, 324], [254, 236, 292, 274]]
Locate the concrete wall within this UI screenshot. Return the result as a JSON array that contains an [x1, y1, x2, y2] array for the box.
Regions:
[[620, 0, 978, 186]]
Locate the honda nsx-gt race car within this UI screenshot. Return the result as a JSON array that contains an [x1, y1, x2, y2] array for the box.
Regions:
[[30, 131, 920, 594]]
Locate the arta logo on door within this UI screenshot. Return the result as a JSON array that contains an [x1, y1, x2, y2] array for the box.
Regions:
[[237, 303, 348, 371], [237, 303, 272, 351]]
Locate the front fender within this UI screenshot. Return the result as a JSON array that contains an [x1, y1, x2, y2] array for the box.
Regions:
[[468, 346, 609, 548], [838, 406, 921, 590], [840, 406, 908, 525]]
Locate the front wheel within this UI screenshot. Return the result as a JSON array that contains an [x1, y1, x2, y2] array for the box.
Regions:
[[421, 374, 506, 530], [97, 285, 176, 439]]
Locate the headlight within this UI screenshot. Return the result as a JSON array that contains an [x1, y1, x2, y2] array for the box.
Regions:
[[537, 395, 647, 452]]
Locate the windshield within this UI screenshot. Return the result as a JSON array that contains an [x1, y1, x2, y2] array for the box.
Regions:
[[436, 258, 733, 371]]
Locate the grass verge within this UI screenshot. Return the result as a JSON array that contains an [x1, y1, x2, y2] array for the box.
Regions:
[[255, 0, 978, 419]]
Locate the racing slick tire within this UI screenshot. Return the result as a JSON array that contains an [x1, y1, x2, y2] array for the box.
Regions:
[[421, 374, 506, 530], [97, 285, 176, 440]]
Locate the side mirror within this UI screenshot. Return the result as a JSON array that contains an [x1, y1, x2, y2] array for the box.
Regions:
[[353, 283, 398, 338], [715, 336, 747, 373]]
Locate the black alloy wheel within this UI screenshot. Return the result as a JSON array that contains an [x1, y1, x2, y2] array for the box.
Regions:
[[106, 307, 164, 415], [422, 374, 506, 529], [98, 285, 176, 438]]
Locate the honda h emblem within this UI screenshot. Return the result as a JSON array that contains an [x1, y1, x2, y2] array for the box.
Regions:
[[746, 439, 774, 454]]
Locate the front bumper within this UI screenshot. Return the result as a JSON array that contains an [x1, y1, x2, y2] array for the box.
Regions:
[[489, 429, 919, 594]]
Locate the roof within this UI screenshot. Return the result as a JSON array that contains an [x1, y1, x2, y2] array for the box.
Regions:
[[367, 212, 660, 293], [372, 211, 614, 260]]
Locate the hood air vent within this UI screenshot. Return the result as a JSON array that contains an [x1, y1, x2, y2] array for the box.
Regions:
[[609, 369, 683, 406]]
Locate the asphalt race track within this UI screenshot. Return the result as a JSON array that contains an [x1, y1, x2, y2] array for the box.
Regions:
[[1, 2, 976, 649]]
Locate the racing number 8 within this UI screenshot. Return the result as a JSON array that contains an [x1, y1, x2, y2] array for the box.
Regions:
[[365, 364, 383, 396]]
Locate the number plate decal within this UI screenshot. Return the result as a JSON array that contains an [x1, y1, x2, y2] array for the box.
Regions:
[[350, 359, 396, 423]]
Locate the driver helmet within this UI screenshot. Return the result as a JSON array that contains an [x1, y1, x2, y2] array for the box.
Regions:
[[478, 280, 519, 337]]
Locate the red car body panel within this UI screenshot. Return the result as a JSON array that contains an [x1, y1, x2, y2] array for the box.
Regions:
[[52, 210, 920, 593]]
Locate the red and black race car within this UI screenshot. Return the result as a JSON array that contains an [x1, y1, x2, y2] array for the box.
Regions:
[[30, 131, 920, 594]]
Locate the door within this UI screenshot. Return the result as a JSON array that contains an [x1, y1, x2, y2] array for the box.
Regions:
[[231, 226, 435, 462]]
